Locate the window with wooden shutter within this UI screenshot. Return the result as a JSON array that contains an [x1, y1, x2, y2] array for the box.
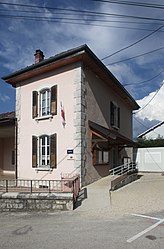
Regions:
[[50, 133, 57, 168], [32, 91, 38, 118], [50, 85, 57, 115], [32, 136, 38, 167]]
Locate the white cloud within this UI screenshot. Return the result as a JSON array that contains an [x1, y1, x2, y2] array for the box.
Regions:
[[135, 80, 164, 121], [0, 93, 10, 103]]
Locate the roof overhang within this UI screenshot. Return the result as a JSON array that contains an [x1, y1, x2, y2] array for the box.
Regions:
[[0, 112, 16, 138], [89, 120, 137, 147], [2, 44, 139, 111]]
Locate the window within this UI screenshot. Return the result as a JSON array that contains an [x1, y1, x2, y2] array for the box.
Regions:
[[96, 150, 109, 165], [32, 85, 57, 119], [39, 135, 50, 167], [40, 89, 50, 116], [110, 101, 120, 129], [32, 134, 57, 169]]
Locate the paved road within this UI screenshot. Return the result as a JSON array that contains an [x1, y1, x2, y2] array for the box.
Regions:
[[0, 173, 164, 249]]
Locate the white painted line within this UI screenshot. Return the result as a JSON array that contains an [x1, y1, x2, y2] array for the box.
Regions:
[[132, 213, 162, 221], [127, 218, 164, 243]]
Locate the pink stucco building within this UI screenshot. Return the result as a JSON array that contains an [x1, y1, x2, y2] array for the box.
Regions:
[[1, 45, 139, 186]]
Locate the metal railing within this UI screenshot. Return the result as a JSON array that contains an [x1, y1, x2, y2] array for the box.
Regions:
[[109, 161, 138, 176], [0, 175, 80, 201]]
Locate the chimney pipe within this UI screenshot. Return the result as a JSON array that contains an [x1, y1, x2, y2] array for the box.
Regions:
[[34, 49, 44, 64]]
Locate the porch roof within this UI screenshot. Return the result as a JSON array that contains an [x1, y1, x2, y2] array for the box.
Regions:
[[89, 121, 136, 147], [0, 111, 16, 138]]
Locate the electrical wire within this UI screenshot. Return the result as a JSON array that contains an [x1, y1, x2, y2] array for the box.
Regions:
[[123, 68, 164, 87], [93, 0, 164, 10], [101, 24, 164, 60], [106, 46, 164, 65], [133, 116, 161, 136], [1, 1, 164, 23], [1, 13, 164, 32], [134, 81, 164, 114]]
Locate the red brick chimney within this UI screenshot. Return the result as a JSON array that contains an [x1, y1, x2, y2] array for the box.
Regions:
[[34, 49, 44, 63]]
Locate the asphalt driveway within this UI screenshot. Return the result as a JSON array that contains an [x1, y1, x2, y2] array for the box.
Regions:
[[0, 173, 163, 249]]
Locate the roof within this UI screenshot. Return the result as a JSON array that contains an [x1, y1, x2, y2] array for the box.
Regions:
[[89, 120, 137, 147], [0, 111, 15, 120], [137, 121, 164, 138], [2, 44, 139, 110], [0, 111, 16, 126]]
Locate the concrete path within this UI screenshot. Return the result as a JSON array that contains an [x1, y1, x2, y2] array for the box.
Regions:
[[75, 173, 164, 218]]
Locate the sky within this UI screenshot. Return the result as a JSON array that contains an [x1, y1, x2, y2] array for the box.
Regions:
[[0, 0, 164, 138]]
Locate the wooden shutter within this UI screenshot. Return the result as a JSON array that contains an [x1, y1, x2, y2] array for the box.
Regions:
[[117, 107, 120, 128], [32, 91, 38, 118], [32, 136, 38, 168], [50, 133, 57, 168], [50, 85, 57, 115], [110, 101, 114, 126]]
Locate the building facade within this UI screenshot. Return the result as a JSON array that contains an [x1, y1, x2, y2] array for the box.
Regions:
[[2, 45, 139, 185]]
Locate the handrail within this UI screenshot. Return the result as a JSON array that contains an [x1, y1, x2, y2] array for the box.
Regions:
[[109, 161, 138, 176]]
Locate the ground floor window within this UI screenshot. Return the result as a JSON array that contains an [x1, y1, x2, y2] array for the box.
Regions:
[[32, 134, 57, 169], [39, 135, 50, 167], [94, 149, 110, 165]]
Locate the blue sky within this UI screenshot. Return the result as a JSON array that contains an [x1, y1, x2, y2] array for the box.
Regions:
[[0, 0, 164, 137]]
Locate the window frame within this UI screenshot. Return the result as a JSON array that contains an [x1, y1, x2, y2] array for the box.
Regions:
[[32, 85, 57, 120], [110, 101, 120, 129], [32, 134, 57, 170], [93, 148, 110, 166], [39, 135, 50, 168], [39, 88, 51, 117]]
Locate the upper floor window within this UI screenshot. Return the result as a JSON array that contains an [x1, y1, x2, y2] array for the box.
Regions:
[[110, 101, 120, 129], [40, 89, 50, 116], [32, 85, 57, 119]]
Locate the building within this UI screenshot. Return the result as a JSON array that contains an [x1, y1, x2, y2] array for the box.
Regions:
[[138, 121, 164, 140], [0, 112, 16, 177], [1, 44, 139, 185]]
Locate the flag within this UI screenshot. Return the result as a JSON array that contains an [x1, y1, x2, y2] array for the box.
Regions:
[[60, 101, 66, 126]]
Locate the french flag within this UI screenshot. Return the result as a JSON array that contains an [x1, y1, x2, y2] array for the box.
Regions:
[[60, 101, 66, 125]]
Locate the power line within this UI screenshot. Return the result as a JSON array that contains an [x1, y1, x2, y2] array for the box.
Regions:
[[1, 13, 163, 32], [106, 46, 164, 65], [134, 81, 164, 114], [123, 68, 164, 87], [93, 0, 164, 9], [102, 24, 164, 60], [1, 1, 164, 23], [1, 13, 164, 33]]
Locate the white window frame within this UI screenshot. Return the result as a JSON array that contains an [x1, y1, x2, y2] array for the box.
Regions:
[[39, 88, 51, 117], [38, 135, 50, 168], [96, 149, 109, 165]]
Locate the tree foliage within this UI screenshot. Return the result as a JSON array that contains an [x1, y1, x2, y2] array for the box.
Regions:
[[137, 137, 164, 148]]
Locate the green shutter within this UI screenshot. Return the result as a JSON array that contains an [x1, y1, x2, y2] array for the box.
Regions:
[[32, 91, 38, 118], [50, 133, 57, 168], [32, 136, 38, 168], [51, 85, 57, 115]]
